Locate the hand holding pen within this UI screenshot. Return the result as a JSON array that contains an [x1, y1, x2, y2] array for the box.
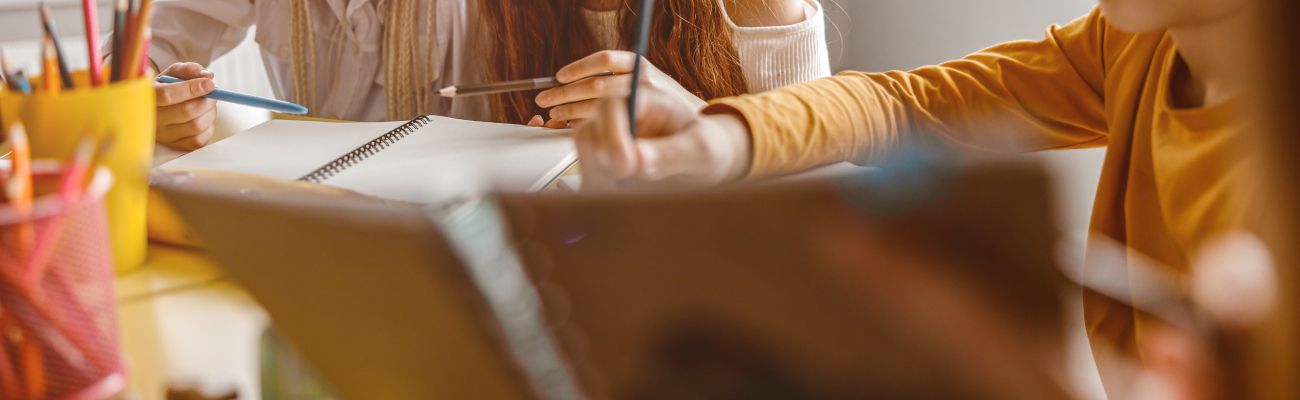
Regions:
[[153, 63, 218, 151], [152, 63, 309, 151]]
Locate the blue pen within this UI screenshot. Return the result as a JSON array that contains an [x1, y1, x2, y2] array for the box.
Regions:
[[157, 75, 308, 115]]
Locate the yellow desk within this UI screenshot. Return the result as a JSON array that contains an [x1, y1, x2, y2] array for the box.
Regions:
[[118, 243, 266, 400], [121, 102, 274, 400]]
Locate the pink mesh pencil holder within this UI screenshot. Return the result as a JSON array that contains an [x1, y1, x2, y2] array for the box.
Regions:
[[0, 165, 124, 400]]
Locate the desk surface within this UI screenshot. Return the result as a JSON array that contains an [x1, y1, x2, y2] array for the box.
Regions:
[[120, 242, 267, 400]]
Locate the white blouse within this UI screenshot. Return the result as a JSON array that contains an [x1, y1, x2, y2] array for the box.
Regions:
[[144, 0, 830, 122], [580, 0, 831, 94]]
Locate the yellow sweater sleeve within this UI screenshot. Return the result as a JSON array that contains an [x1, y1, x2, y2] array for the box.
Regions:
[[707, 7, 1118, 179]]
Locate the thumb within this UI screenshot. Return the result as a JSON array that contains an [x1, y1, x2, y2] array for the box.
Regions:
[[156, 78, 215, 106]]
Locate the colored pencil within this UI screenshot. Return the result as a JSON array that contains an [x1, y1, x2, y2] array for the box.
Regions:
[[439, 72, 617, 98], [121, 0, 139, 79], [121, 0, 154, 80], [83, 0, 103, 86], [59, 136, 97, 202], [0, 314, 21, 400], [38, 3, 75, 89], [20, 136, 99, 287], [6, 123, 34, 260], [138, 26, 152, 77], [7, 71, 32, 95], [0, 50, 31, 94], [41, 36, 61, 94], [109, 0, 128, 82], [19, 329, 45, 400]]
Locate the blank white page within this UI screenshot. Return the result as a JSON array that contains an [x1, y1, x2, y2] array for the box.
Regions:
[[325, 116, 576, 203], [161, 117, 576, 204], [162, 120, 406, 181]]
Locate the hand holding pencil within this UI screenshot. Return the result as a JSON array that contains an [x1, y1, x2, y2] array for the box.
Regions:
[[153, 63, 218, 151], [439, 51, 708, 128]]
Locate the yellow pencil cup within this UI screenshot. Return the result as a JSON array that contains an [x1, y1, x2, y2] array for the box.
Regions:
[[1, 71, 156, 273]]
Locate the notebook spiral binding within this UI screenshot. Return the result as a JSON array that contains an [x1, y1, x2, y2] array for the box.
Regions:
[[297, 116, 432, 183]]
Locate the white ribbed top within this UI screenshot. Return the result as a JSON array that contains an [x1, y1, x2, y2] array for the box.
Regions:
[[579, 0, 830, 94]]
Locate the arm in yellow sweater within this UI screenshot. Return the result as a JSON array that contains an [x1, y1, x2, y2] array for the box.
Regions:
[[707, 7, 1118, 179]]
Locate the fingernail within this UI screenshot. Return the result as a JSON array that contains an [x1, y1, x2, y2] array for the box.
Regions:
[[556, 70, 569, 82], [202, 79, 215, 92], [200, 70, 214, 77], [536, 92, 551, 107]]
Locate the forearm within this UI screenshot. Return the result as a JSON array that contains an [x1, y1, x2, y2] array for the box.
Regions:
[[705, 73, 893, 180]]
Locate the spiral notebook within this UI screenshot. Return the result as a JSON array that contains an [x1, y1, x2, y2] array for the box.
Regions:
[[159, 116, 577, 203]]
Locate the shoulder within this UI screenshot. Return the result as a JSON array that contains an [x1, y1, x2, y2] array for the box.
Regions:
[[721, 0, 809, 28]]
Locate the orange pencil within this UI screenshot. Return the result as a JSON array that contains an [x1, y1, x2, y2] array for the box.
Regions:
[[40, 37, 60, 94], [122, 0, 154, 80], [19, 328, 45, 400], [6, 123, 34, 261], [0, 314, 22, 400], [38, 3, 74, 89]]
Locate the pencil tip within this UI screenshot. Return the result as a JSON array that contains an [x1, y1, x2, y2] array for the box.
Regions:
[[439, 86, 456, 98]]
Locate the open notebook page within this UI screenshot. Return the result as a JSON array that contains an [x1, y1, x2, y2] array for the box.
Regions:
[[161, 120, 407, 180], [161, 117, 577, 203], [324, 116, 576, 202]]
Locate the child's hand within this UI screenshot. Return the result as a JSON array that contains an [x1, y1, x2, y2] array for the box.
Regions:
[[573, 86, 752, 193], [154, 63, 217, 151], [532, 50, 708, 127]]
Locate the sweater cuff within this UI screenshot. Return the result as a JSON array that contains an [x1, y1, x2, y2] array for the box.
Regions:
[[703, 96, 783, 180]]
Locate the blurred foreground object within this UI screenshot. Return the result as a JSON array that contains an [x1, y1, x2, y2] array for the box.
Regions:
[[499, 158, 1073, 400], [0, 165, 125, 399], [157, 151, 1079, 399], [1243, 0, 1300, 397]]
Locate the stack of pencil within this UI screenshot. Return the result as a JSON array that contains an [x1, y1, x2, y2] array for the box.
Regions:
[[0, 2, 156, 394], [0, 0, 155, 94], [0, 121, 119, 400]]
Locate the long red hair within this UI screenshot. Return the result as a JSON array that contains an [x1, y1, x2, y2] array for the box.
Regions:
[[480, 0, 749, 124]]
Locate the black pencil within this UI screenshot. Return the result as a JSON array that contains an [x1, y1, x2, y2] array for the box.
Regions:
[[38, 3, 74, 89], [439, 72, 616, 98]]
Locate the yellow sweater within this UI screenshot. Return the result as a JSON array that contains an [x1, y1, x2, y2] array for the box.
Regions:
[[707, 7, 1259, 361]]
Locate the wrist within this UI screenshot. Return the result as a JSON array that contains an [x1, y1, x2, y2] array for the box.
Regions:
[[701, 111, 753, 182]]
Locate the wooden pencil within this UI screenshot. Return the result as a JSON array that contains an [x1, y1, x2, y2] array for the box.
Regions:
[[38, 3, 75, 88], [121, 0, 153, 80], [439, 71, 616, 98], [83, 0, 103, 85], [109, 0, 128, 82], [41, 36, 61, 94]]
